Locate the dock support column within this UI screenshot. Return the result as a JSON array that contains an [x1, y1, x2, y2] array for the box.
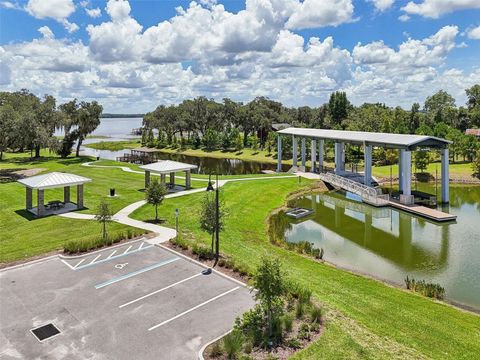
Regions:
[[334, 142, 344, 175], [77, 184, 84, 209], [301, 137, 306, 171], [26, 187, 33, 210], [398, 150, 403, 192], [292, 135, 298, 172], [400, 150, 414, 205], [277, 135, 282, 173], [364, 145, 372, 186], [318, 140, 324, 172], [145, 170, 151, 188], [37, 189, 45, 216], [310, 139, 316, 172], [441, 148, 449, 203]]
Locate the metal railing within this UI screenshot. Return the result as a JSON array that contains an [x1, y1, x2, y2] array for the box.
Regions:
[[318, 172, 389, 206]]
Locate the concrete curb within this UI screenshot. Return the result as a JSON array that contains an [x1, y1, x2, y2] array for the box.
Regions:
[[157, 244, 250, 289], [0, 255, 59, 272], [198, 330, 233, 360]]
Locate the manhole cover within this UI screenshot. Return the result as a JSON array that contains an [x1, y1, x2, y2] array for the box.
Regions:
[[30, 323, 61, 342]]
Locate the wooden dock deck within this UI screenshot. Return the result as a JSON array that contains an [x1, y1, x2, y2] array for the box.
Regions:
[[388, 201, 457, 222]]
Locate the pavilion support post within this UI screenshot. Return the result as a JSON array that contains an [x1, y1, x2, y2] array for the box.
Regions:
[[160, 173, 166, 185], [26, 187, 33, 210], [37, 189, 45, 216], [310, 139, 316, 172], [364, 145, 372, 186], [277, 135, 282, 173], [292, 135, 298, 172], [185, 170, 191, 189], [334, 142, 344, 175], [400, 150, 414, 205], [145, 170, 151, 188], [318, 140, 324, 172], [170, 172, 175, 186], [399, 149, 404, 192], [64, 186, 70, 204], [441, 148, 450, 203], [77, 184, 84, 209], [301, 138, 306, 171]]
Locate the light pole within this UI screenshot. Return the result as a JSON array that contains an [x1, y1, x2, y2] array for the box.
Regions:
[[175, 208, 179, 233], [206, 174, 219, 267]]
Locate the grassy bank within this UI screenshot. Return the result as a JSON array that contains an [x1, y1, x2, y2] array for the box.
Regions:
[[131, 178, 480, 359], [84, 140, 141, 151]]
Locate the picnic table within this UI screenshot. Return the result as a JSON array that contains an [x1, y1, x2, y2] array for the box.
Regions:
[[47, 200, 64, 210]]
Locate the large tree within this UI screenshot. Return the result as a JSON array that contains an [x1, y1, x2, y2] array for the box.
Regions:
[[74, 101, 103, 157]]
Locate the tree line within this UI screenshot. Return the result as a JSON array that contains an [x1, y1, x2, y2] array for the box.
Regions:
[[0, 89, 102, 160], [142, 85, 480, 165]]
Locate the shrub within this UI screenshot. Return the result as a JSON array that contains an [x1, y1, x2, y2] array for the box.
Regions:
[[286, 338, 301, 349], [295, 301, 305, 319], [192, 243, 214, 260], [171, 235, 189, 250], [296, 240, 313, 254], [222, 330, 244, 359], [405, 276, 445, 300], [234, 306, 264, 346], [310, 322, 320, 332], [310, 305, 322, 324], [298, 323, 311, 340], [210, 341, 223, 358], [282, 313, 293, 332]]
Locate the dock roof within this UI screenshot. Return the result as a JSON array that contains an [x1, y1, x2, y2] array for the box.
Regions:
[[278, 128, 450, 150]]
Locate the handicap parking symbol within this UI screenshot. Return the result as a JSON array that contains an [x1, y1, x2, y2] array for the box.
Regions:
[[115, 262, 128, 270]]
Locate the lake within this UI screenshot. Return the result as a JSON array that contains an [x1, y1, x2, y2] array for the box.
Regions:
[[78, 117, 287, 175], [271, 184, 480, 310]]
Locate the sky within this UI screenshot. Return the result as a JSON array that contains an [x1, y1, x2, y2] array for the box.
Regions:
[[0, 0, 479, 113]]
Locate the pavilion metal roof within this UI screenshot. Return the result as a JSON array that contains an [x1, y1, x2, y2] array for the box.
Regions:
[[278, 128, 451, 150], [139, 160, 197, 174], [18, 172, 92, 190]]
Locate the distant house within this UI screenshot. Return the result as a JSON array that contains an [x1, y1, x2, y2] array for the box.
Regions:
[[465, 129, 480, 137], [271, 123, 290, 131]]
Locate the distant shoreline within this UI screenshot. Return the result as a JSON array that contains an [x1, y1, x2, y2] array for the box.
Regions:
[[100, 114, 145, 118]]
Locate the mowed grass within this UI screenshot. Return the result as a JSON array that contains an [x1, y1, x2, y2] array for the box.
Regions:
[[131, 178, 480, 359], [0, 152, 151, 262], [84, 140, 142, 151], [373, 161, 475, 178]]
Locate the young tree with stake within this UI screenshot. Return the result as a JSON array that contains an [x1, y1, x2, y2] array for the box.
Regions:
[[95, 200, 112, 241], [146, 179, 168, 223]]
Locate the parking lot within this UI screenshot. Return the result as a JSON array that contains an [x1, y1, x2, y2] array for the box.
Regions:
[[0, 239, 254, 359]]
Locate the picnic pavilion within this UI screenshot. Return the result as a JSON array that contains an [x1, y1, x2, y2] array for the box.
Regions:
[[139, 160, 198, 190], [18, 172, 92, 217]]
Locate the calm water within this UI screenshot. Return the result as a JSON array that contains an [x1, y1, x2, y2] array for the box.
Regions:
[[272, 185, 480, 309], [77, 117, 287, 175]]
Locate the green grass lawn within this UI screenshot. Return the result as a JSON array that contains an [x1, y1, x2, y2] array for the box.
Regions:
[[84, 140, 142, 151], [131, 178, 480, 359], [373, 161, 475, 178]]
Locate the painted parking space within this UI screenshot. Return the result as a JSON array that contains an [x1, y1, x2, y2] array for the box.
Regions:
[[60, 239, 153, 270], [0, 245, 254, 360]]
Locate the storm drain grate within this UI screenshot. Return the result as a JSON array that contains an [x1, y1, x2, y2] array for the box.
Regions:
[[30, 323, 61, 342]]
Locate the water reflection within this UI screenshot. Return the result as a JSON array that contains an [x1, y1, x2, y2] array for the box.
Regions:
[[273, 185, 480, 309]]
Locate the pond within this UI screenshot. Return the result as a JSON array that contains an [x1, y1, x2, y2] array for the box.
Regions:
[[76, 117, 288, 175], [270, 184, 480, 310]]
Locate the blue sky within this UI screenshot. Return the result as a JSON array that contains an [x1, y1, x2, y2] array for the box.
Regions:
[[0, 0, 479, 112]]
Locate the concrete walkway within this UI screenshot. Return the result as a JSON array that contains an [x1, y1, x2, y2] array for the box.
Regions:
[[62, 161, 298, 245]]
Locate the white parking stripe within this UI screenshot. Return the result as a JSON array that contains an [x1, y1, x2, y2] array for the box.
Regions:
[[60, 259, 74, 270], [89, 254, 102, 265], [107, 250, 117, 259], [119, 273, 202, 308], [123, 245, 133, 255], [138, 242, 144, 250], [73, 259, 85, 269], [148, 286, 240, 331]]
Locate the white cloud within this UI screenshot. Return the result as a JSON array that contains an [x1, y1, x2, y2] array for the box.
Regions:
[[0, 1, 478, 112], [467, 26, 480, 40], [0, 1, 21, 10], [368, 0, 395, 12], [398, 14, 410, 22], [85, 7, 101, 18], [26, 0, 78, 32], [401, 0, 480, 19], [38, 26, 54, 39], [286, 0, 354, 29]]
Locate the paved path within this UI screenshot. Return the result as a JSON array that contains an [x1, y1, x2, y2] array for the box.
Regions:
[[63, 161, 298, 245]]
